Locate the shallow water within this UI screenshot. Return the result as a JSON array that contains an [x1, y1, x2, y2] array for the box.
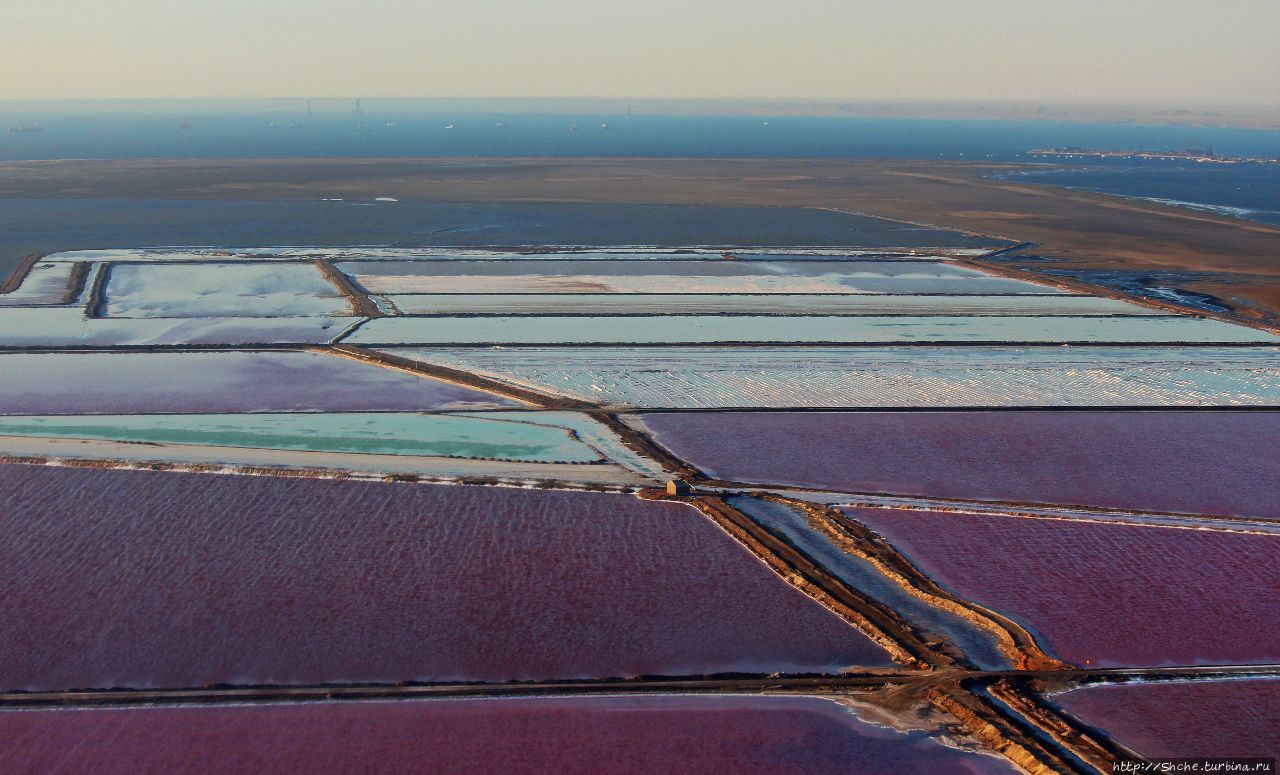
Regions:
[[0, 307, 358, 347], [1052, 679, 1280, 758], [0, 413, 600, 463], [641, 410, 1280, 518], [851, 508, 1280, 667], [996, 160, 1280, 227], [381, 293, 1156, 316], [0, 199, 1002, 280], [0, 694, 1013, 774], [0, 466, 891, 689], [384, 345, 1280, 408], [728, 495, 1009, 670], [348, 314, 1272, 346], [339, 259, 1050, 295], [0, 350, 516, 414], [103, 262, 350, 318]]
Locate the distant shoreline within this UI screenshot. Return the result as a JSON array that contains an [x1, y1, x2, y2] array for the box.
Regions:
[[1028, 147, 1280, 164], [2, 98, 1278, 131], [0, 157, 1277, 324]]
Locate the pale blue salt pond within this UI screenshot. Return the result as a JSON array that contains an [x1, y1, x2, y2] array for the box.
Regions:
[[347, 314, 1275, 346], [0, 413, 602, 463]]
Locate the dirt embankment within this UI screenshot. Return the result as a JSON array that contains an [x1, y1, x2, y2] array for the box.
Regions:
[[324, 345, 567, 408], [928, 686, 1094, 774], [0, 253, 42, 294], [986, 679, 1127, 771], [82, 261, 113, 318], [765, 495, 1067, 672], [314, 259, 382, 318], [667, 493, 952, 670], [594, 413, 702, 481], [62, 260, 91, 304]]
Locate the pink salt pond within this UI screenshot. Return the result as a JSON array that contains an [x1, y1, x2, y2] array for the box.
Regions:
[[0, 695, 1015, 774], [639, 410, 1280, 518], [848, 508, 1280, 667], [0, 465, 890, 691], [1053, 679, 1280, 759]]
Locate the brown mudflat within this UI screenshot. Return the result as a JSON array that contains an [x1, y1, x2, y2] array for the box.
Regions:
[[2, 157, 1277, 319]]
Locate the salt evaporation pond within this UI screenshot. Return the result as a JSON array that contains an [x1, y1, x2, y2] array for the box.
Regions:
[[453, 410, 669, 477], [0, 260, 77, 306], [8, 202, 1003, 272], [728, 495, 1009, 670], [339, 259, 1058, 295], [1051, 679, 1280, 759], [0, 351, 517, 414], [45, 247, 972, 264], [847, 508, 1280, 667], [0, 307, 360, 347], [0, 413, 600, 463], [383, 346, 1280, 408], [0, 465, 890, 690], [382, 293, 1154, 316], [638, 411, 1280, 517], [0, 695, 1013, 774], [103, 262, 352, 318], [348, 314, 1270, 346]]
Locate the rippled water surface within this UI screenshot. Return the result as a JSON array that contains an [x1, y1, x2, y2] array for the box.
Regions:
[[0, 465, 890, 690], [0, 695, 1013, 774], [640, 411, 1280, 517], [850, 508, 1280, 667]]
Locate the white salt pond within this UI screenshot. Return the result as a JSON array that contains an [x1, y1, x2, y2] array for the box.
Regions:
[[103, 263, 353, 318], [338, 259, 1058, 295], [0, 308, 360, 347], [0, 261, 78, 306], [346, 315, 1274, 346], [381, 346, 1280, 409], [380, 293, 1158, 317]]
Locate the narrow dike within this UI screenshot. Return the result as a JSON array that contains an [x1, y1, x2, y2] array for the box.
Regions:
[[315, 259, 383, 318], [762, 494, 1068, 672], [83, 260, 114, 318], [62, 261, 92, 304], [675, 488, 1107, 772], [324, 344, 573, 408], [663, 493, 949, 670], [982, 678, 1127, 771], [927, 684, 1102, 774]]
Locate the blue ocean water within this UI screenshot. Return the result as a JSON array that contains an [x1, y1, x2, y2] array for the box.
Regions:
[[3, 110, 1278, 161], [1, 109, 1277, 224], [992, 160, 1280, 226]]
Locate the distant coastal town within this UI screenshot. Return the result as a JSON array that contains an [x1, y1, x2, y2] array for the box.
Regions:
[[1029, 146, 1279, 164]]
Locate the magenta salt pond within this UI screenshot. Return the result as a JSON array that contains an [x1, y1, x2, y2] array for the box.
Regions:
[[639, 410, 1280, 517], [848, 508, 1280, 667], [0, 695, 1012, 774], [0, 350, 516, 414], [0, 465, 889, 690], [1051, 679, 1280, 759]]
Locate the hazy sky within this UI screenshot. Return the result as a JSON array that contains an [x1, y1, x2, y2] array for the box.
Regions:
[[3, 0, 1277, 105]]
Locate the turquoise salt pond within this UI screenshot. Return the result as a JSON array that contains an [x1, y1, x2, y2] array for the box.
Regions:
[[0, 413, 602, 464]]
